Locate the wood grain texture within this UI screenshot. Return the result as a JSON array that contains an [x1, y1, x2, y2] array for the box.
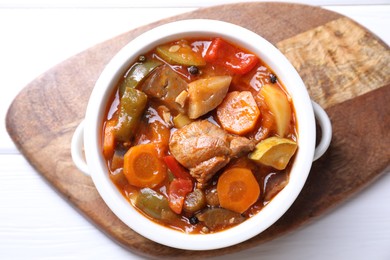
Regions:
[[5, 2, 390, 259], [277, 17, 390, 108]]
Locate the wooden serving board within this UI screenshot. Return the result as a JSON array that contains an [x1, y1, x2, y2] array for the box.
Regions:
[[6, 2, 390, 259]]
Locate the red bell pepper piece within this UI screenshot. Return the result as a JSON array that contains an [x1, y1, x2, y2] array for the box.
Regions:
[[205, 37, 258, 75], [163, 155, 192, 180], [168, 178, 193, 214], [164, 156, 194, 214]]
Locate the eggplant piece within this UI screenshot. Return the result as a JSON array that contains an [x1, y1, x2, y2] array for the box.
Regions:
[[197, 208, 245, 231], [109, 169, 128, 188], [140, 65, 188, 113], [110, 156, 123, 172], [264, 171, 289, 202]]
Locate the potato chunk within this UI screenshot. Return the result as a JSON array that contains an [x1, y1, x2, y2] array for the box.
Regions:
[[259, 84, 292, 137], [187, 76, 231, 119]]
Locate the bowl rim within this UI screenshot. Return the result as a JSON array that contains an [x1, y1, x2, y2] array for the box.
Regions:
[[83, 19, 316, 250]]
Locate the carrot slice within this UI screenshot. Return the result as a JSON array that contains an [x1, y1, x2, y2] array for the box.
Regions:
[[217, 168, 260, 214], [217, 91, 260, 135], [123, 143, 167, 188], [103, 119, 116, 160]]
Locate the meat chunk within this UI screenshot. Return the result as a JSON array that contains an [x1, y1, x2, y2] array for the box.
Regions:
[[190, 156, 228, 187], [170, 120, 231, 169], [230, 137, 256, 158], [140, 64, 188, 113], [169, 120, 255, 188]]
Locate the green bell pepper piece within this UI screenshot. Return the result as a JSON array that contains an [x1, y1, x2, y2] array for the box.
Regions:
[[135, 188, 171, 220], [115, 87, 148, 142], [119, 59, 162, 97]]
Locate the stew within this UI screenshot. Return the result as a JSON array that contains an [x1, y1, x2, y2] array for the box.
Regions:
[[102, 37, 297, 234]]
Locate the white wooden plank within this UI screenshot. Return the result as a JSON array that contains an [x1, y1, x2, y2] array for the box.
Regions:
[[0, 155, 389, 259], [0, 154, 139, 259], [0, 7, 194, 152], [0, 0, 388, 8]]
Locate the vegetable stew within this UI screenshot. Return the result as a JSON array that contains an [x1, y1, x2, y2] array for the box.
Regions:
[[102, 37, 298, 234]]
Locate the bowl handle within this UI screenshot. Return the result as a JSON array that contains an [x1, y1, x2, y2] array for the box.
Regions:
[[311, 101, 332, 161], [71, 120, 90, 175]]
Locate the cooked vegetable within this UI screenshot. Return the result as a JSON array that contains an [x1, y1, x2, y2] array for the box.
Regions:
[[148, 120, 171, 155], [175, 90, 188, 109], [249, 137, 297, 170], [133, 111, 171, 156], [217, 168, 260, 214], [168, 178, 193, 214], [119, 59, 162, 96], [103, 119, 116, 160], [253, 107, 275, 141], [115, 87, 148, 142], [259, 84, 292, 137], [135, 188, 172, 220], [165, 156, 194, 214], [173, 113, 193, 129], [110, 150, 125, 171], [216, 91, 260, 135], [197, 208, 245, 231], [141, 65, 188, 113], [156, 40, 206, 66], [205, 186, 220, 207], [183, 189, 206, 213], [187, 76, 231, 119], [264, 171, 289, 202], [109, 169, 128, 188], [205, 38, 258, 74], [163, 155, 192, 180], [123, 143, 167, 188]]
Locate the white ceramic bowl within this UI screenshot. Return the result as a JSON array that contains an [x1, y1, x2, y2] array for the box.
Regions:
[[71, 19, 332, 250]]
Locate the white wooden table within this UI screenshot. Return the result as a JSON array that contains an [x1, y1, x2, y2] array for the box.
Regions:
[[1, 1, 389, 259]]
